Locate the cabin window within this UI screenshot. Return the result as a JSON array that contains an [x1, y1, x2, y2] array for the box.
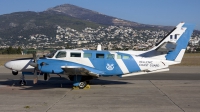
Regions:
[[107, 54, 115, 59], [84, 53, 92, 58], [123, 55, 130, 59], [117, 54, 122, 59], [56, 51, 66, 58], [175, 34, 178, 39], [70, 53, 81, 57], [96, 53, 104, 58], [170, 35, 173, 39]]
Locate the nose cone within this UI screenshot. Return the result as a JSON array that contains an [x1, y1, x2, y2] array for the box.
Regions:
[[4, 61, 12, 69]]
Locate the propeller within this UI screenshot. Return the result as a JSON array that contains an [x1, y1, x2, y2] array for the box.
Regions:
[[30, 53, 40, 84], [30, 53, 49, 84]]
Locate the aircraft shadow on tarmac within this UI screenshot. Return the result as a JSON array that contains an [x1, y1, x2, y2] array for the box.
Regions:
[[1, 73, 199, 90], [0, 77, 130, 90]]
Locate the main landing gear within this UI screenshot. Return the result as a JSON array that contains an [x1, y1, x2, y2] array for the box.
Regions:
[[73, 81, 90, 89], [44, 73, 51, 81], [69, 75, 92, 89]]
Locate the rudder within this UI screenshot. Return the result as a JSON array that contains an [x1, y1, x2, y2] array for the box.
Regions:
[[165, 23, 195, 62]]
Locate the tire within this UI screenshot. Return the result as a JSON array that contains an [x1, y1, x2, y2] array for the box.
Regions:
[[19, 80, 26, 86], [44, 73, 48, 80], [78, 81, 87, 89]]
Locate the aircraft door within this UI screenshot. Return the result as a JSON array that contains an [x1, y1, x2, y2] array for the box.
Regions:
[[104, 54, 117, 75], [92, 53, 105, 71]]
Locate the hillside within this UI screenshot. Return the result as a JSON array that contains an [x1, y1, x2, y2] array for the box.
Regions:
[[46, 4, 172, 29], [0, 4, 175, 39], [0, 3, 199, 49], [0, 11, 103, 39]]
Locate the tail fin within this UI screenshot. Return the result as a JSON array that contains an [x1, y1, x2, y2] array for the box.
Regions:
[[165, 23, 194, 62], [140, 22, 195, 62]]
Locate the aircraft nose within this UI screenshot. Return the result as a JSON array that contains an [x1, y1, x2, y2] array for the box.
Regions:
[[4, 61, 12, 69]]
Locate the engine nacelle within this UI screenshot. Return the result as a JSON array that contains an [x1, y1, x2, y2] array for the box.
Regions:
[[12, 70, 18, 75]]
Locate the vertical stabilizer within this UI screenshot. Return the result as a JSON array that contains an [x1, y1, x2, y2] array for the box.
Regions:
[[140, 22, 194, 63], [165, 23, 194, 62]]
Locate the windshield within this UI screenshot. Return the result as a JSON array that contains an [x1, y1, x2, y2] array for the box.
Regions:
[[45, 50, 57, 58]]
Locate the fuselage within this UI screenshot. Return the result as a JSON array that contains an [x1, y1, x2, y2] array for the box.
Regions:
[[35, 49, 168, 76], [4, 49, 169, 77]]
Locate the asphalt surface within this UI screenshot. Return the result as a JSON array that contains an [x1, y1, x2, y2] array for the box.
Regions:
[[0, 66, 200, 112]]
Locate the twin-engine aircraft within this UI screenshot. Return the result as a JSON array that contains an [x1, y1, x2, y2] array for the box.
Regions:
[[4, 22, 194, 89]]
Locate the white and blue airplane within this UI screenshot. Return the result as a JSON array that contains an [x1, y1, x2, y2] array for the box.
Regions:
[[4, 22, 194, 89]]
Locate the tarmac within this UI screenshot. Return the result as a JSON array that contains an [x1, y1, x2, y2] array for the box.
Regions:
[[0, 66, 200, 112]]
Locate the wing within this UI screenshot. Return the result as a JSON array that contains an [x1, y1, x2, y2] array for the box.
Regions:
[[61, 66, 104, 78]]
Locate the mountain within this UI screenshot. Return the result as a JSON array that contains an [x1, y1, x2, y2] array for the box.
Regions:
[[0, 11, 104, 39], [45, 4, 171, 29], [0, 4, 184, 43], [45, 4, 139, 27]]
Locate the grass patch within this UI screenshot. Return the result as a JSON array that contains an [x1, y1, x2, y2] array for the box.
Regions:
[[178, 53, 200, 66], [24, 105, 30, 109]]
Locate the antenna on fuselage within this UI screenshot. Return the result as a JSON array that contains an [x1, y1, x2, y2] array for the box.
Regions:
[[97, 44, 102, 51]]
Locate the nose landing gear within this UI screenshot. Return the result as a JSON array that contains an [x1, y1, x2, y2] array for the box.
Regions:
[[19, 74, 27, 86]]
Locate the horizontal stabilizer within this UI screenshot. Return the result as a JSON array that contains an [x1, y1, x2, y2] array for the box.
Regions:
[[121, 68, 169, 77]]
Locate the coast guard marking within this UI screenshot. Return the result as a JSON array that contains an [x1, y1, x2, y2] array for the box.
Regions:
[[106, 63, 114, 70]]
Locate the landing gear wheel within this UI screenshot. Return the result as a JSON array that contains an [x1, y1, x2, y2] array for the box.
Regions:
[[19, 80, 26, 86], [78, 81, 87, 89], [44, 73, 48, 81]]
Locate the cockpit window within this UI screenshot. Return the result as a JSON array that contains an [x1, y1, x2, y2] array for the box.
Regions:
[[46, 50, 57, 58], [56, 51, 66, 58]]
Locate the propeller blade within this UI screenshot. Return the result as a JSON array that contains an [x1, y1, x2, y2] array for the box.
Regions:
[[32, 53, 39, 84], [36, 55, 40, 60], [33, 53, 36, 62], [29, 62, 38, 68], [33, 68, 38, 84]]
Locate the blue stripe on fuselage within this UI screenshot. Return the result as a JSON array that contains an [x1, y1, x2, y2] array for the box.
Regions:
[[83, 50, 124, 76], [117, 52, 141, 73]]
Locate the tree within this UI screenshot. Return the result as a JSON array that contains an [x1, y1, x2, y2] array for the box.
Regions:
[[1, 46, 22, 54], [17, 47, 22, 54]]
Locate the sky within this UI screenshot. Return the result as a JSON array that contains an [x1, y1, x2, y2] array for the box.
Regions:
[[0, 0, 200, 30]]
